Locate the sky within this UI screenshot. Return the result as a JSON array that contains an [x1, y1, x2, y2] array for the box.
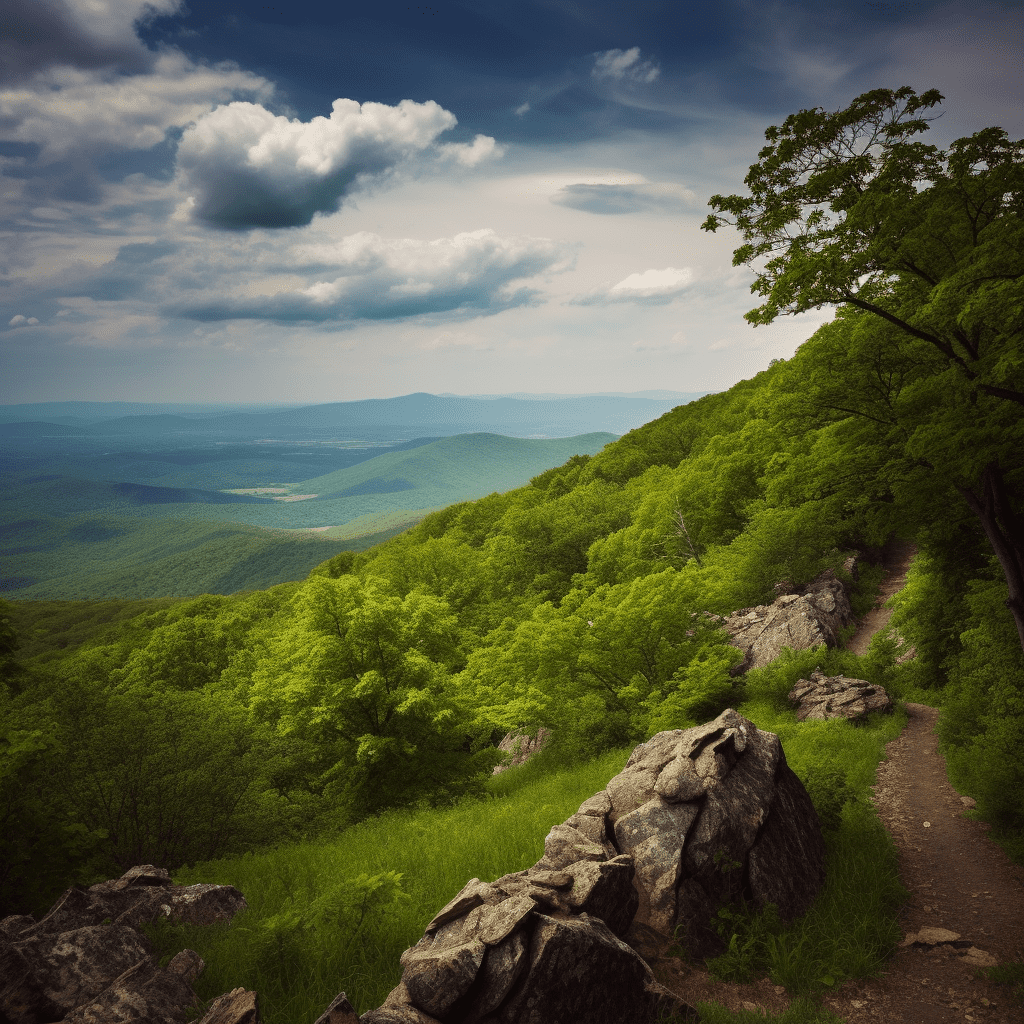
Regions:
[[1, 0, 1022, 405]]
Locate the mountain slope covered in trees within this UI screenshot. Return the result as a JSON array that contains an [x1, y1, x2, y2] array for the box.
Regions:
[[1, 87, 1020, 922]]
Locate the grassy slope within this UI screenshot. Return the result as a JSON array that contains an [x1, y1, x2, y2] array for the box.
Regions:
[[152, 682, 906, 1024]]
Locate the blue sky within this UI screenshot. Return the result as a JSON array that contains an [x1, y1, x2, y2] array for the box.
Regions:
[[2, 0, 1021, 403]]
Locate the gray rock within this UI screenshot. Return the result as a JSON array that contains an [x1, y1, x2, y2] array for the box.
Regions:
[[492, 728, 553, 774], [487, 913, 694, 1024], [423, 879, 500, 936], [167, 949, 205, 986], [0, 915, 35, 939], [614, 799, 699, 935], [456, 929, 528, 1023], [403, 938, 487, 1019], [538, 823, 608, 870], [313, 991, 360, 1024], [166, 883, 248, 926], [364, 708, 822, 1020], [723, 568, 855, 674], [561, 856, 638, 937], [602, 710, 825, 958], [747, 761, 826, 919], [18, 924, 150, 1014], [0, 868, 248, 1024], [62, 957, 198, 1024], [360, 1003, 441, 1024], [788, 670, 894, 722], [0, 934, 63, 1024], [196, 987, 261, 1024]]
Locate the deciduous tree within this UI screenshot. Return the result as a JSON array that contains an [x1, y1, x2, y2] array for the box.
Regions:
[[703, 87, 1024, 650]]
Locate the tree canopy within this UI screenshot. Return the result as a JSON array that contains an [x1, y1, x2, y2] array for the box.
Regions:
[[703, 86, 1024, 650]]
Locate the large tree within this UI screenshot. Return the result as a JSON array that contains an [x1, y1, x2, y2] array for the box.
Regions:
[[702, 87, 1024, 651]]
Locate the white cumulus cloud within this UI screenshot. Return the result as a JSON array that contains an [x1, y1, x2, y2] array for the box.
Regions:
[[176, 98, 499, 229], [591, 47, 660, 84], [437, 133, 505, 167], [8, 315, 40, 326], [571, 267, 694, 306]]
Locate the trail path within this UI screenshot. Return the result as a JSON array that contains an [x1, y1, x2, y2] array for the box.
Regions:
[[652, 542, 1024, 1021]]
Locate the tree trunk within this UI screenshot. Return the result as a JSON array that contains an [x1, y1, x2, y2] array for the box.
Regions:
[[957, 462, 1024, 656]]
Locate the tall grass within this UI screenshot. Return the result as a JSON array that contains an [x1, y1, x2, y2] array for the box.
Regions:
[[152, 748, 632, 1020], [149, 664, 909, 1023]]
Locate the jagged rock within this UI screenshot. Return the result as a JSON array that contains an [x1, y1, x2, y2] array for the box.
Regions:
[[363, 709, 822, 1022], [197, 987, 262, 1024], [788, 670, 894, 722], [492, 728, 552, 774], [62, 957, 199, 1024], [722, 567, 855, 674], [166, 883, 248, 926], [485, 913, 694, 1024], [313, 991, 360, 1024], [598, 711, 826, 958], [2, 866, 246, 942], [167, 948, 205, 985], [0, 915, 34, 939], [13, 923, 151, 1015], [0, 866, 245, 1024], [0, 934, 63, 1024], [561, 856, 638, 937]]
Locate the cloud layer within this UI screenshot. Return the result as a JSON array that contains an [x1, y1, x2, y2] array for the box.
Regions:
[[167, 229, 573, 322], [0, 0, 183, 83], [551, 181, 696, 215]]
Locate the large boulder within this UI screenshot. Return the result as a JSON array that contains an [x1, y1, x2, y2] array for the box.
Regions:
[[492, 728, 552, 774], [355, 709, 824, 1023], [721, 568, 855, 674], [605, 710, 826, 958], [788, 669, 894, 722], [0, 866, 248, 1024]]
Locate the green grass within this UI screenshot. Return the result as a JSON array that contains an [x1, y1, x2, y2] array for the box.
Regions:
[[985, 958, 1024, 1008], [152, 748, 632, 1021], [695, 999, 843, 1023], [146, 683, 909, 1024]]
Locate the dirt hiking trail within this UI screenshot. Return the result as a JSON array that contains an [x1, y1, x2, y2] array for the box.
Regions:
[[651, 541, 1024, 1022]]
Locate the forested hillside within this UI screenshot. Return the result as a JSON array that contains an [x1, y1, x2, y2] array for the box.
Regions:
[[1, 87, 1020, 921]]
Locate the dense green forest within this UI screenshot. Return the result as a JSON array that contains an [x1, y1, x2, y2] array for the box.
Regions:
[[1, 88, 1021, 929]]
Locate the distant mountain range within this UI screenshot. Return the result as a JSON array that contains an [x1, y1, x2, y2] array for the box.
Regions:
[[0, 392, 711, 438]]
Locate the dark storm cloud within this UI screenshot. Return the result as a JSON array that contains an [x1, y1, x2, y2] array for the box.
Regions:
[[0, 0, 178, 84]]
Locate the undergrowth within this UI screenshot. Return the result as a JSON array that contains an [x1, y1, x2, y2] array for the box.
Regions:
[[146, 652, 908, 1024], [695, 999, 844, 1023], [148, 747, 632, 1020]]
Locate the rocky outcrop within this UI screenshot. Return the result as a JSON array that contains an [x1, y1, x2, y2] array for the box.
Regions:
[[358, 709, 824, 1024], [492, 728, 552, 775], [0, 866, 253, 1024], [721, 567, 855, 674], [788, 669, 893, 722]]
